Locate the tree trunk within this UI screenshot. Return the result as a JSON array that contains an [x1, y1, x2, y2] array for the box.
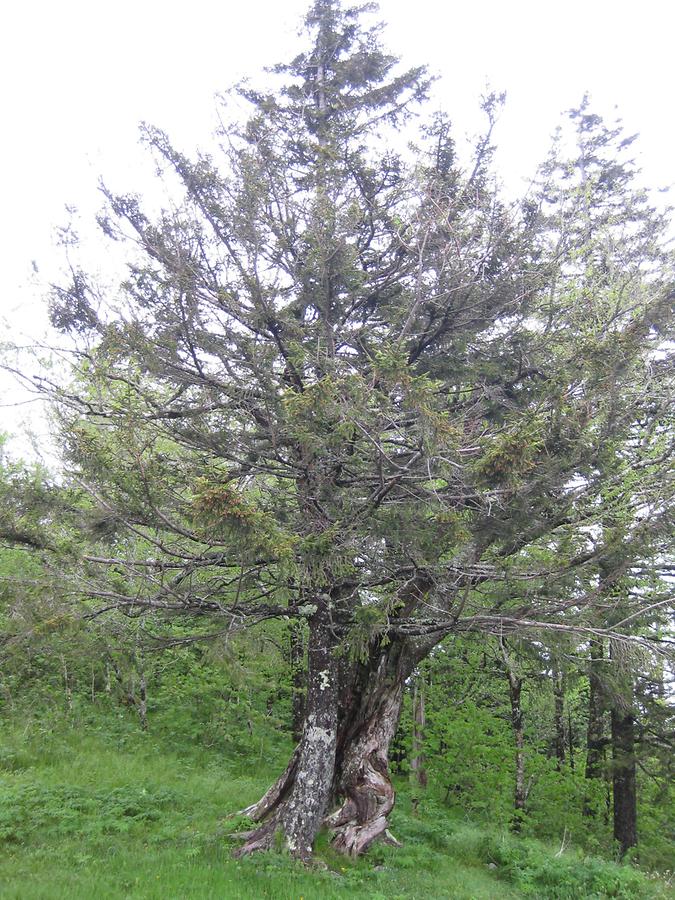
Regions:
[[236, 599, 339, 860], [499, 639, 526, 831], [137, 670, 148, 731], [326, 666, 403, 855], [509, 671, 526, 830], [553, 669, 565, 771], [584, 639, 605, 816], [611, 706, 637, 857], [62, 655, 73, 712], [609, 636, 637, 858], [410, 672, 427, 791], [236, 573, 438, 860], [134, 646, 149, 732], [238, 631, 423, 858]]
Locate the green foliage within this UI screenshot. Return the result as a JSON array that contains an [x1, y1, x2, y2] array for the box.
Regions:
[[475, 425, 544, 486], [480, 834, 655, 898], [149, 637, 294, 764], [395, 636, 674, 872], [192, 479, 262, 530], [1, 706, 670, 900], [0, 783, 176, 843]]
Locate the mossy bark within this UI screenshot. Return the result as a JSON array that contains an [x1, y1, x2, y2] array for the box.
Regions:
[[237, 633, 423, 858], [236, 600, 338, 860]]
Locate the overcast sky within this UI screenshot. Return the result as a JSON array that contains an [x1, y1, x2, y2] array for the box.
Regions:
[[1, 0, 673, 453]]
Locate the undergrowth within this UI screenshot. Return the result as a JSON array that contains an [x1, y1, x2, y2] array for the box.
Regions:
[[0, 706, 671, 899]]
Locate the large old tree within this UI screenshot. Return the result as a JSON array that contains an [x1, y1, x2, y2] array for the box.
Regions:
[[36, 0, 673, 859]]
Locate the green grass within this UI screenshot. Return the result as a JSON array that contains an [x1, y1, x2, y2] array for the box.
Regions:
[[0, 710, 672, 900]]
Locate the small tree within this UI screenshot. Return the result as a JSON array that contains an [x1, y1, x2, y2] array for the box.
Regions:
[[30, 0, 674, 858]]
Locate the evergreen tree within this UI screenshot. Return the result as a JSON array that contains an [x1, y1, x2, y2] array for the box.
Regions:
[[31, 0, 674, 858]]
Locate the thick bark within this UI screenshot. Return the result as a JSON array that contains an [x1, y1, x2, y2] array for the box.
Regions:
[[327, 666, 403, 855], [236, 574, 438, 859], [237, 632, 421, 858], [611, 707, 637, 857], [325, 608, 444, 856], [236, 600, 338, 859]]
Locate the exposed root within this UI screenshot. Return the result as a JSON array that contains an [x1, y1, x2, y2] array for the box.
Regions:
[[238, 745, 300, 821], [227, 828, 257, 840], [326, 749, 397, 856], [383, 828, 402, 847], [232, 815, 280, 857]]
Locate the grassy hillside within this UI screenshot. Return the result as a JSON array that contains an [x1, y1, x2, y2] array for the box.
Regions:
[[0, 708, 671, 900]]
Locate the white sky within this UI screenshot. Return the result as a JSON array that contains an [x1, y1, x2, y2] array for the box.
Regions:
[[1, 0, 673, 455]]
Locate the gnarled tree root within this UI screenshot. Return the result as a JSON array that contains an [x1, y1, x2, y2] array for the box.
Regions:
[[326, 752, 396, 856]]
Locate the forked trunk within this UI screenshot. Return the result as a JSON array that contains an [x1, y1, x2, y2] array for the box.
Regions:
[[236, 564, 438, 861], [237, 634, 417, 858]]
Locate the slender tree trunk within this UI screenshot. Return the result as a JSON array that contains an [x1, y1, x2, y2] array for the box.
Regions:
[[509, 672, 526, 830], [134, 643, 149, 731], [137, 669, 148, 731], [608, 640, 637, 857], [499, 638, 527, 831], [500, 639, 526, 831], [410, 672, 427, 792], [0, 677, 14, 710], [584, 639, 605, 816], [108, 654, 134, 708], [568, 709, 575, 771], [611, 706, 637, 857], [553, 669, 565, 771], [61, 656, 73, 712]]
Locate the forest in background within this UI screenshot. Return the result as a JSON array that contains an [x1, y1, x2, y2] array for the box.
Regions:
[[0, 567, 673, 896], [1, 0, 673, 893]]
